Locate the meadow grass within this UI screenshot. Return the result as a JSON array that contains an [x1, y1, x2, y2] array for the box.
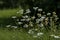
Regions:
[[0, 9, 19, 18], [0, 28, 35, 40], [0, 28, 60, 40]]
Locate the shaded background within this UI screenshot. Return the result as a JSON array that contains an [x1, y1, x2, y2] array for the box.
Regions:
[[0, 0, 56, 9], [0, 0, 60, 18]]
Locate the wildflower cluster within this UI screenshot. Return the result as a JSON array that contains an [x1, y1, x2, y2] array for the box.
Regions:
[[6, 7, 60, 38]]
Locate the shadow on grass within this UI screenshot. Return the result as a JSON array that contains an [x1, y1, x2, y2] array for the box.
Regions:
[[0, 18, 16, 27]]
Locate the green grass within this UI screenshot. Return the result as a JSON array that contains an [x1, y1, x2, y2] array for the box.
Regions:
[[0, 9, 22, 26], [0, 9, 19, 18], [0, 28, 35, 40], [0, 28, 60, 40]]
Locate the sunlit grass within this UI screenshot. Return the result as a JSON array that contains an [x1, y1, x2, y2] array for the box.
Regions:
[[0, 9, 19, 18]]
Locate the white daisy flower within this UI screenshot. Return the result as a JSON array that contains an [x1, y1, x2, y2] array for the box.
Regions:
[[26, 9, 31, 13], [29, 24, 33, 27], [26, 10, 31, 13], [6, 25, 11, 28], [31, 16, 35, 20], [22, 15, 29, 18], [25, 18, 30, 22], [40, 23, 44, 27], [28, 31, 31, 34], [21, 19, 26, 21], [11, 26, 17, 29], [41, 16, 45, 19], [37, 32, 44, 36], [47, 13, 51, 15], [14, 26, 17, 29], [54, 17, 59, 21], [38, 8, 43, 11], [18, 22, 23, 24], [28, 31, 33, 34], [39, 18, 43, 21], [26, 9, 30, 11], [54, 36, 60, 38], [22, 16, 26, 18], [28, 29, 34, 34], [50, 34, 60, 38], [34, 29, 38, 31], [53, 12, 56, 15], [37, 24, 44, 28], [50, 34, 55, 37], [29, 21, 33, 27], [33, 7, 38, 10], [12, 16, 17, 19], [37, 13, 41, 17], [25, 15, 29, 18], [53, 15, 58, 18], [30, 24, 33, 27], [23, 24, 29, 28], [36, 19, 40, 23], [39, 16, 45, 21]]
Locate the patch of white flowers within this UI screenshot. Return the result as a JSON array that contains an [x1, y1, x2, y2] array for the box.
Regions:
[[6, 25, 18, 29], [50, 34, 60, 39], [6, 7, 60, 39]]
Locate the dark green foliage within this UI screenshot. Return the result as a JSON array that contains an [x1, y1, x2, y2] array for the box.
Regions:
[[0, 0, 56, 10]]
